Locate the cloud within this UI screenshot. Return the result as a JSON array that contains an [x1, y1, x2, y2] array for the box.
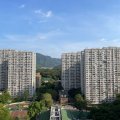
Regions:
[[99, 38, 108, 42], [46, 11, 52, 17], [19, 4, 25, 8], [34, 9, 53, 18]]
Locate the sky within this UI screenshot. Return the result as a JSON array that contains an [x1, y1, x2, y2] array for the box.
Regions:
[[1, 0, 120, 58]]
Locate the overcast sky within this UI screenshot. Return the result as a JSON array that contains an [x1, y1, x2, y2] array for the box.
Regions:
[[1, 0, 120, 58]]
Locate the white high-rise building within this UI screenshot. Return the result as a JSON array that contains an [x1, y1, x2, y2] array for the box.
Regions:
[[0, 50, 36, 98], [84, 47, 120, 104], [61, 47, 120, 104], [61, 52, 81, 90]]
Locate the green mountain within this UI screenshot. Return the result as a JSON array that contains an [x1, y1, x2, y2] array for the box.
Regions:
[[36, 53, 61, 69]]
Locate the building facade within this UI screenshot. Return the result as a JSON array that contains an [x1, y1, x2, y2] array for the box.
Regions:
[[61, 47, 120, 104], [61, 52, 81, 90], [0, 50, 36, 97]]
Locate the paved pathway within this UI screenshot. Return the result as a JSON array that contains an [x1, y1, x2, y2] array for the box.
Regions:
[[50, 105, 62, 120]]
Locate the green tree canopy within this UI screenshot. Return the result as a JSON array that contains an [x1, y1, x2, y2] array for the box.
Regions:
[[28, 101, 47, 120], [42, 93, 53, 108], [116, 93, 120, 101], [0, 91, 11, 104], [36, 82, 60, 101], [74, 94, 84, 102], [23, 90, 29, 101], [74, 94, 86, 110], [46, 89, 58, 101], [89, 99, 120, 120], [0, 104, 12, 120], [68, 88, 81, 98], [36, 66, 61, 81]]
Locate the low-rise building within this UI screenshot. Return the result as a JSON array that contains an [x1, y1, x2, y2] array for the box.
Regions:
[[59, 90, 68, 105]]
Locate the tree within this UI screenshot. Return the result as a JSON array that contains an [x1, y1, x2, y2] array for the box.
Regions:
[[46, 89, 58, 101], [0, 104, 12, 120], [28, 101, 47, 120], [36, 66, 61, 81], [36, 82, 60, 101], [23, 90, 29, 101], [116, 93, 120, 101], [89, 100, 120, 120], [42, 93, 53, 108], [55, 82, 63, 91], [74, 94, 84, 102], [74, 94, 87, 110], [0, 91, 11, 104], [68, 88, 81, 98], [32, 93, 37, 102], [74, 101, 86, 110]]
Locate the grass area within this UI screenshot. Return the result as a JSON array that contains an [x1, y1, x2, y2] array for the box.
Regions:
[[61, 109, 89, 120], [39, 110, 50, 120]]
